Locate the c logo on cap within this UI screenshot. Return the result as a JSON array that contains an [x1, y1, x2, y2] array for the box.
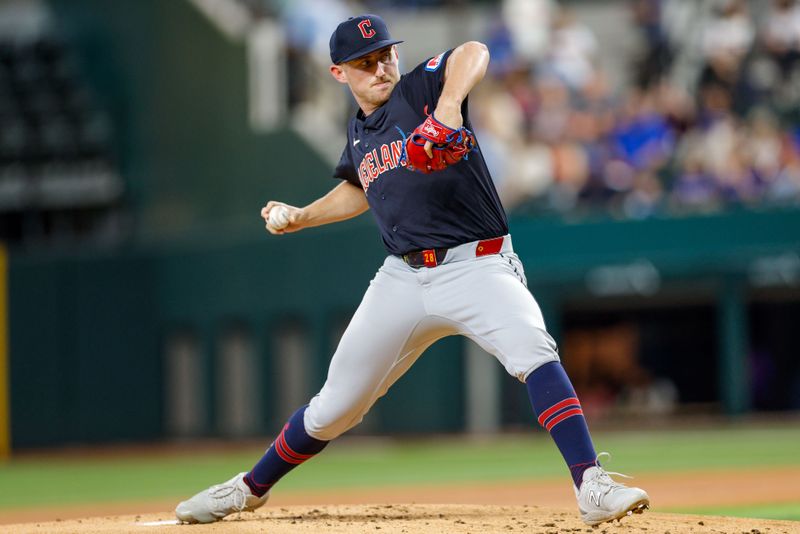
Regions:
[[358, 19, 376, 39]]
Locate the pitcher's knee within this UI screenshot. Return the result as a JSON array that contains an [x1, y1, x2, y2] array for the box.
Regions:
[[503, 326, 560, 382], [304, 398, 366, 441]]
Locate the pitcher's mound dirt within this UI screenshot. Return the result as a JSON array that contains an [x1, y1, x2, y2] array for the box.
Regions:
[[5, 504, 798, 534]]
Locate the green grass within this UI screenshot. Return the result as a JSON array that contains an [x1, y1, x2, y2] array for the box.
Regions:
[[1, 426, 798, 518], [670, 503, 800, 521]]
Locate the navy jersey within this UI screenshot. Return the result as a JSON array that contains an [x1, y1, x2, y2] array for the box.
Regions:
[[333, 50, 508, 256]]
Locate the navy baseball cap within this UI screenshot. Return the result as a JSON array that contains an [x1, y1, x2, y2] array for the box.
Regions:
[[329, 14, 403, 64]]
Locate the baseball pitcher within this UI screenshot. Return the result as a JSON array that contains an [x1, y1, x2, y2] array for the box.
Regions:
[[175, 14, 649, 527]]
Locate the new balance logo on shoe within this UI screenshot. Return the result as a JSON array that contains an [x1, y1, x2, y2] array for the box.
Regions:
[[575, 455, 649, 526]]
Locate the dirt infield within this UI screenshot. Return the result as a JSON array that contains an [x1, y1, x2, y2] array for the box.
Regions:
[[5, 504, 799, 534], [2, 467, 798, 533]]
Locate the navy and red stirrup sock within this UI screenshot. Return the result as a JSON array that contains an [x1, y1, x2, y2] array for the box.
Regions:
[[526, 361, 598, 488], [243, 405, 328, 497]]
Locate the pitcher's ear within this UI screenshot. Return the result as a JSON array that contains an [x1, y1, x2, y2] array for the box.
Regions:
[[330, 64, 347, 84]]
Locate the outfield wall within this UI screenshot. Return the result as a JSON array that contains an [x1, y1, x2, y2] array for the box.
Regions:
[[9, 209, 800, 448]]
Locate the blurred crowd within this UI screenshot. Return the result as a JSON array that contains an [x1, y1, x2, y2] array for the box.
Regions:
[[472, 0, 800, 219]]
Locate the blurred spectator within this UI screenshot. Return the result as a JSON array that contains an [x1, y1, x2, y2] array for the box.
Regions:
[[630, 0, 673, 88], [668, 149, 722, 213], [747, 108, 784, 183], [697, 0, 756, 113], [484, 16, 517, 77], [548, 138, 590, 213], [472, 65, 557, 211], [501, 0, 553, 65], [622, 170, 664, 219], [609, 88, 675, 172], [701, 0, 754, 70], [767, 158, 800, 203], [531, 75, 570, 142], [761, 0, 800, 79], [543, 7, 598, 92]]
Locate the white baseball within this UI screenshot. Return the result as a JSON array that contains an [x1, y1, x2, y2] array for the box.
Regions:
[[269, 206, 290, 229]]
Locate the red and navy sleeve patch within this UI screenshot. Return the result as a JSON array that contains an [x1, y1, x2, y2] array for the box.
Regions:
[[425, 52, 445, 72]]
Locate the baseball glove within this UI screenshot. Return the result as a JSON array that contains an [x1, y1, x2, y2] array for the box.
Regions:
[[399, 112, 476, 174]]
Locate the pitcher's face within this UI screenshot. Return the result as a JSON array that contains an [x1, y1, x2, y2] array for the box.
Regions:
[[331, 46, 400, 113]]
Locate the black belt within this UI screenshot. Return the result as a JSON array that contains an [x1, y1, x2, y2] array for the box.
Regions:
[[402, 248, 448, 268], [401, 237, 505, 269]]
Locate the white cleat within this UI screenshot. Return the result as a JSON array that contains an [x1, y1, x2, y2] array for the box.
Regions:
[[175, 472, 269, 524], [575, 459, 650, 526]]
